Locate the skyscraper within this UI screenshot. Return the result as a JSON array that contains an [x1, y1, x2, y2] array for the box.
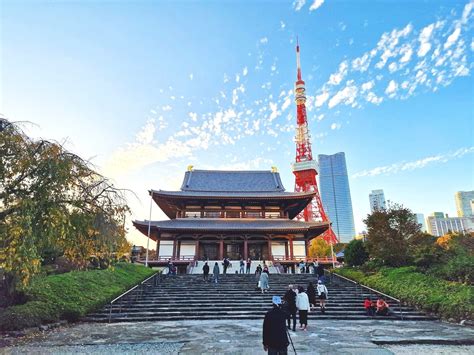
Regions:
[[369, 189, 386, 212], [455, 191, 474, 217], [414, 213, 427, 232], [318, 152, 356, 243], [426, 213, 474, 236]]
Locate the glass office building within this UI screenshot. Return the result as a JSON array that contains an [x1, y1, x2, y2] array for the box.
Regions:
[[318, 152, 356, 243]]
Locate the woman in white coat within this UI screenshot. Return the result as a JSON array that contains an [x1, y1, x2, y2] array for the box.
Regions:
[[296, 286, 310, 330], [316, 280, 329, 313]]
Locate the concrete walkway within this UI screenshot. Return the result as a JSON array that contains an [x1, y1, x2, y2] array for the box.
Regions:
[[2, 319, 473, 354]]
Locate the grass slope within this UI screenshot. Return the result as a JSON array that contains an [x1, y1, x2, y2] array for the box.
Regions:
[[335, 267, 473, 321], [0, 263, 155, 331]]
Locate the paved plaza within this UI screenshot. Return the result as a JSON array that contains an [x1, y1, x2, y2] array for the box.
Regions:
[[2, 319, 473, 354]]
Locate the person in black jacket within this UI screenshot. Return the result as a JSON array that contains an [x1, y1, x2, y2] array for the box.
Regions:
[[306, 282, 317, 310], [263, 296, 289, 354], [202, 262, 210, 281], [283, 284, 297, 331]]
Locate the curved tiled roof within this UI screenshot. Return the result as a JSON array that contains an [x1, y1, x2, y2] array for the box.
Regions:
[[180, 170, 285, 192]]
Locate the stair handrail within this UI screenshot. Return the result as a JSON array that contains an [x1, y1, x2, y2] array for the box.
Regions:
[[327, 270, 403, 320], [108, 271, 160, 323]]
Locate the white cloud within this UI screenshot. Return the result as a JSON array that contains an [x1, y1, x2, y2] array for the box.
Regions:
[[352, 53, 371, 72], [242, 67, 248, 76], [280, 21, 286, 29], [293, 0, 306, 11], [162, 105, 172, 111], [235, 74, 240, 83], [330, 122, 341, 130], [189, 73, 194, 80], [352, 147, 474, 178], [309, 0, 324, 12], [328, 61, 348, 85], [328, 83, 358, 109], [260, 37, 268, 44], [385, 80, 398, 97], [315, 91, 330, 107], [361, 80, 375, 92], [188, 112, 198, 122], [444, 27, 461, 49], [418, 23, 435, 57]]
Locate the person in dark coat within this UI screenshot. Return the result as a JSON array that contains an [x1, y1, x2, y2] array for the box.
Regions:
[[283, 284, 297, 331], [223, 257, 230, 274], [306, 282, 317, 310], [262, 296, 289, 354], [316, 264, 325, 280], [202, 262, 210, 281], [213, 262, 220, 284]]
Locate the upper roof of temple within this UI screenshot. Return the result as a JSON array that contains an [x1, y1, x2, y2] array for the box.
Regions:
[[180, 170, 285, 192]]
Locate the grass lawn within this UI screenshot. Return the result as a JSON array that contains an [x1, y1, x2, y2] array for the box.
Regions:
[[0, 263, 155, 331]]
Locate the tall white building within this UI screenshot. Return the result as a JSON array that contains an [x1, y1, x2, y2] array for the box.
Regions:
[[455, 191, 474, 217], [369, 189, 386, 212], [426, 213, 474, 236]]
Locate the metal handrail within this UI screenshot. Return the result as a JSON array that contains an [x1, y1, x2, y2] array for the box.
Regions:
[[108, 272, 160, 322], [328, 270, 403, 320]]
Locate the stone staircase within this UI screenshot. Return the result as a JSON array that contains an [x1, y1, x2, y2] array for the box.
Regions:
[[84, 273, 436, 323]]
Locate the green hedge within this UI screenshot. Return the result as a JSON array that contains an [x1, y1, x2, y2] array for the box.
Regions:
[[0, 263, 155, 331], [334, 266, 474, 321]]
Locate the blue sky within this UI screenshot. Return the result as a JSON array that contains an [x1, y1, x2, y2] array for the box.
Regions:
[[2, 0, 473, 245]]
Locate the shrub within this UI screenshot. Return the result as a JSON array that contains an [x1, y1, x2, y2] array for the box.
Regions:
[[0, 263, 155, 331]]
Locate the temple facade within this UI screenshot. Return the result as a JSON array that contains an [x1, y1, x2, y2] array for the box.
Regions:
[[133, 168, 329, 266]]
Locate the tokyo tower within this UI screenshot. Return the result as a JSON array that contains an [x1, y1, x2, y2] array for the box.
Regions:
[[292, 40, 339, 245]]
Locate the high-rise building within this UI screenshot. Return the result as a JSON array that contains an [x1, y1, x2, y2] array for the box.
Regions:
[[414, 213, 427, 232], [318, 152, 356, 243], [426, 213, 474, 236], [455, 191, 474, 217], [369, 189, 386, 212]]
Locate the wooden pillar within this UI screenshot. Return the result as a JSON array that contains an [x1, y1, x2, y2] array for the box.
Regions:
[[284, 240, 289, 260], [219, 238, 224, 260], [289, 237, 294, 260], [172, 239, 177, 259], [195, 238, 200, 260], [243, 237, 248, 260], [267, 235, 273, 260], [304, 239, 309, 260]]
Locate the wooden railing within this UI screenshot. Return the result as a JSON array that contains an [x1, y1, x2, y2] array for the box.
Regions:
[[271, 255, 338, 263]]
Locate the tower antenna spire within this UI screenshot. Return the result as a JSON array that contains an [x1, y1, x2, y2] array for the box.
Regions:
[[296, 36, 302, 81]]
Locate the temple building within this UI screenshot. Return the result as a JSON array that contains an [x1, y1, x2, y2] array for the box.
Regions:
[[133, 168, 329, 267]]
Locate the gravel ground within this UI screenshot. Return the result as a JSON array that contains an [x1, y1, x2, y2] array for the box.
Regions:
[[383, 345, 474, 355]]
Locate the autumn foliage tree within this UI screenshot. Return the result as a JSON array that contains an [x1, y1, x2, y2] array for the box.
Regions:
[[308, 237, 331, 258], [0, 119, 130, 301]]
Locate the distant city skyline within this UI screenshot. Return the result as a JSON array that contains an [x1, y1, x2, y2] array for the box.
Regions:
[[318, 152, 356, 243], [455, 190, 474, 217]]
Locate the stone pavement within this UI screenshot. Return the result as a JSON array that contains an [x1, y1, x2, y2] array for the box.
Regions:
[[2, 319, 473, 354]]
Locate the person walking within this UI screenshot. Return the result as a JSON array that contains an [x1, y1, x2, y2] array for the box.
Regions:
[[296, 286, 310, 331], [316, 280, 328, 313], [202, 261, 210, 282], [239, 258, 245, 274], [299, 261, 305, 274], [316, 263, 325, 281], [364, 297, 376, 317], [259, 270, 270, 294], [262, 296, 289, 354], [213, 262, 220, 284], [283, 285, 297, 332], [376, 297, 390, 316], [246, 258, 251, 274], [306, 282, 317, 310]]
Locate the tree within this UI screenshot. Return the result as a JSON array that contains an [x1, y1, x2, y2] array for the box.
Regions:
[[308, 237, 331, 258], [364, 203, 422, 267], [0, 118, 131, 302], [344, 239, 369, 266]]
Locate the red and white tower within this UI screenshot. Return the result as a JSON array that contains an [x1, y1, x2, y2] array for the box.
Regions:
[[292, 40, 338, 245]]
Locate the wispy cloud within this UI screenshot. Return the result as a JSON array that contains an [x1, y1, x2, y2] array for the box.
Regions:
[[309, 0, 325, 12], [312, 0, 474, 112], [352, 147, 474, 178], [293, 0, 306, 12]]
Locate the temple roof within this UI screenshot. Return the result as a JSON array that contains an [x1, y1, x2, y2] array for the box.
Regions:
[[133, 218, 329, 240], [180, 170, 285, 192]]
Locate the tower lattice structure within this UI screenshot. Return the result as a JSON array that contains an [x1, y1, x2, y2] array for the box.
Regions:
[[292, 41, 338, 245]]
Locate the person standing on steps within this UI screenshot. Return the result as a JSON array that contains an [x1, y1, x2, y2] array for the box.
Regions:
[[283, 284, 297, 332], [263, 296, 289, 355], [223, 257, 230, 274], [376, 296, 390, 316], [316, 280, 328, 313], [202, 261, 210, 282], [316, 263, 325, 282], [259, 269, 269, 293], [306, 281, 317, 310], [296, 286, 310, 331], [239, 258, 245, 274], [246, 258, 251, 274], [213, 262, 220, 284]]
